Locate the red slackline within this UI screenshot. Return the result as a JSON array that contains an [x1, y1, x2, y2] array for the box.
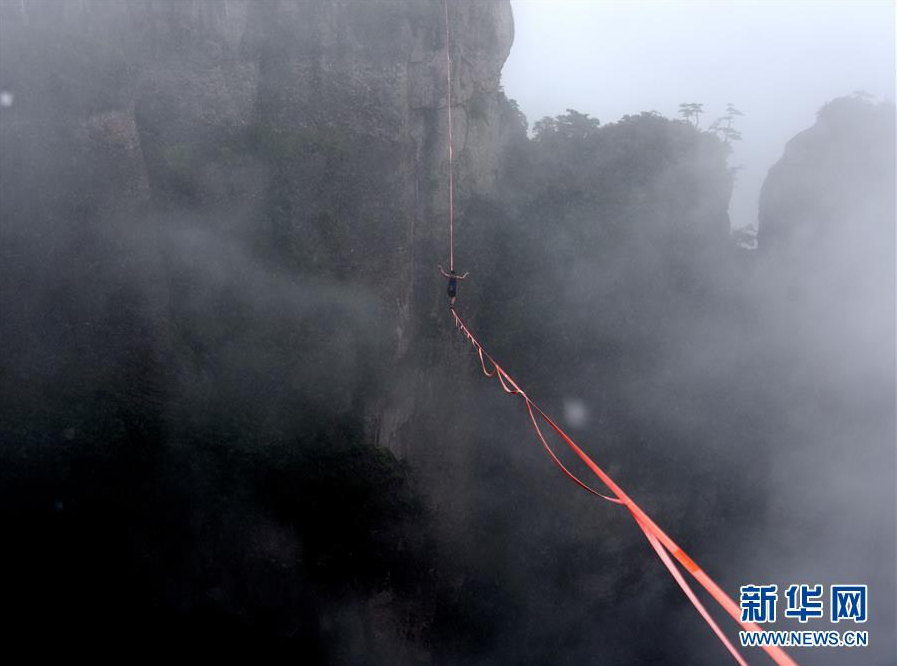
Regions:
[[450, 309, 796, 666]]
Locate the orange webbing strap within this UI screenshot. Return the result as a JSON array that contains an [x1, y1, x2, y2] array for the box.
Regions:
[[524, 398, 622, 501], [633, 511, 749, 666], [443, 0, 455, 271], [457, 311, 618, 499], [450, 308, 799, 666]]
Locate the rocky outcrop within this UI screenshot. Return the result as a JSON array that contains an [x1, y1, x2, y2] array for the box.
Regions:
[[754, 97, 895, 657], [236, 0, 514, 458], [757, 95, 894, 365], [758, 95, 894, 266]]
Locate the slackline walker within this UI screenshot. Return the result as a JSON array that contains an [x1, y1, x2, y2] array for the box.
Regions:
[[438, 2, 798, 665]]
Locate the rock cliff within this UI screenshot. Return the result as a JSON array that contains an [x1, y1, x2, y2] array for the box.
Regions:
[[0, 2, 515, 659], [0, 0, 514, 458], [754, 97, 895, 655]]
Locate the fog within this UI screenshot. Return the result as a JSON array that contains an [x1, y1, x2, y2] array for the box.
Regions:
[[0, 1, 893, 665]]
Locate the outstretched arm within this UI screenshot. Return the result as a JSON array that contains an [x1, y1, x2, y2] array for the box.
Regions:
[[438, 264, 451, 278], [457, 272, 469, 280]]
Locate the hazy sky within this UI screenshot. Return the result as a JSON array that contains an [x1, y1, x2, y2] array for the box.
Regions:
[[502, 0, 896, 230]]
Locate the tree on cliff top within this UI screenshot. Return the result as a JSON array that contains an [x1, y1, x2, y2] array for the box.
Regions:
[[678, 102, 704, 127]]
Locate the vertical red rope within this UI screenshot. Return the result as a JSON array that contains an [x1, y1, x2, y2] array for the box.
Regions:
[[444, 0, 455, 271]]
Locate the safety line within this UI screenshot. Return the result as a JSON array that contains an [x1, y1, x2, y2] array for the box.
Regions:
[[444, 0, 455, 271]]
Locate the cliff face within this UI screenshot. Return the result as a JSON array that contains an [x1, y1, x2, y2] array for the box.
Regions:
[[757, 96, 894, 368], [754, 98, 895, 650], [0, 0, 514, 456], [758, 96, 894, 269], [0, 2, 514, 659], [756, 93, 895, 425], [236, 0, 514, 457]]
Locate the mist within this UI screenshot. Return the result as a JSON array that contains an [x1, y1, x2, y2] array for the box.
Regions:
[[0, 1, 893, 665]]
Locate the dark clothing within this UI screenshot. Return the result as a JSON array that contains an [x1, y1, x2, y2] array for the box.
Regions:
[[447, 277, 457, 299]]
